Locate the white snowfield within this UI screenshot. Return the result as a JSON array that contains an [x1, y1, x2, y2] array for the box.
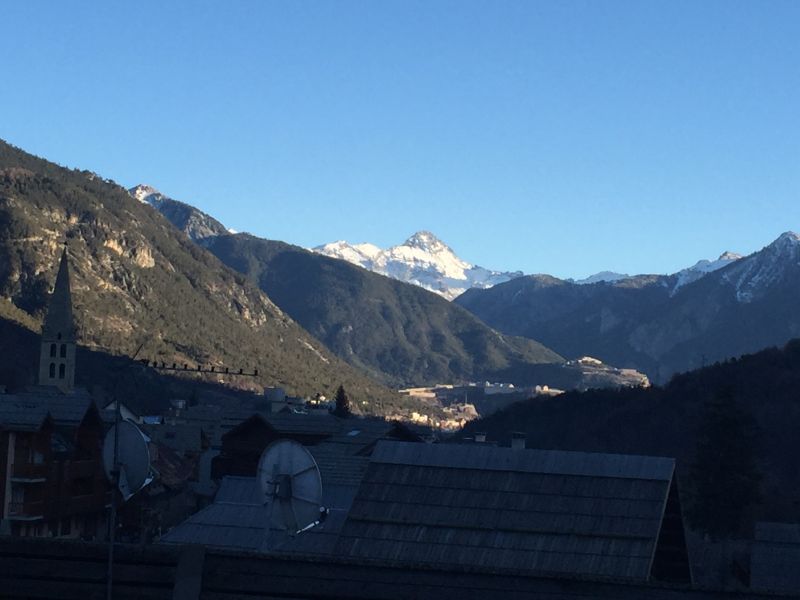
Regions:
[[314, 231, 521, 300]]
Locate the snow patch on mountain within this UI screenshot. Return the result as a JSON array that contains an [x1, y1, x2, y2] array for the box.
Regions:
[[131, 184, 161, 204], [571, 271, 630, 285], [671, 250, 743, 293], [314, 231, 522, 300], [722, 231, 800, 303], [318, 240, 382, 269]]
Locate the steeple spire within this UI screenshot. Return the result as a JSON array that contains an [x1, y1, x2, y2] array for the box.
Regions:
[[38, 245, 77, 391], [42, 246, 75, 341]]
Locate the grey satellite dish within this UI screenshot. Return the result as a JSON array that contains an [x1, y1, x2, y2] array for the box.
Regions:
[[257, 440, 323, 535], [103, 420, 152, 501]]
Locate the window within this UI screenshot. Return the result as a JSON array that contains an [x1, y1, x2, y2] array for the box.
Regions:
[[49, 344, 56, 357], [60, 344, 66, 358], [57, 333, 62, 340], [59, 364, 66, 379], [49, 363, 55, 378]]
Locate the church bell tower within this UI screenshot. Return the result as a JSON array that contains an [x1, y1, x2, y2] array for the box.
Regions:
[[38, 246, 77, 391]]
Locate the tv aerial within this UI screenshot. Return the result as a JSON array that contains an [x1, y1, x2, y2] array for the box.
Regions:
[[102, 419, 153, 501], [257, 440, 325, 546]]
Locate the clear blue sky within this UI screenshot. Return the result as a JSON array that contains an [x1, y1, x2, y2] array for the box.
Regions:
[[1, 1, 798, 278]]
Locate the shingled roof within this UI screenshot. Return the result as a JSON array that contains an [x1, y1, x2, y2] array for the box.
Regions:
[[335, 441, 691, 583], [0, 394, 51, 432], [160, 475, 356, 555], [18, 385, 95, 428], [0, 387, 95, 431]]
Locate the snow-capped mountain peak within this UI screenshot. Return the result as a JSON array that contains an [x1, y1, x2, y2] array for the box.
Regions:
[[313, 232, 521, 300], [718, 250, 744, 261], [766, 231, 800, 253], [721, 231, 800, 303], [670, 250, 743, 293], [683, 251, 743, 276], [128, 184, 229, 242], [315, 240, 382, 269], [130, 184, 163, 204], [404, 230, 451, 253]]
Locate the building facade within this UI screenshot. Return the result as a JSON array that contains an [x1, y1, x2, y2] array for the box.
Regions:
[[0, 248, 108, 538]]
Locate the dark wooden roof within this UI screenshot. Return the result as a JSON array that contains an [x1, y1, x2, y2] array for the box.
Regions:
[[0, 387, 94, 431], [0, 536, 784, 600], [372, 441, 676, 480], [335, 441, 681, 581], [751, 522, 800, 594], [0, 394, 50, 431], [306, 419, 413, 486], [160, 475, 357, 554]]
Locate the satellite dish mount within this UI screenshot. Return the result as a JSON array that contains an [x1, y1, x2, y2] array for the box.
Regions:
[[257, 440, 324, 546]]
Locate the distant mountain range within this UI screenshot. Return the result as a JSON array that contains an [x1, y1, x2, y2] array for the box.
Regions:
[[128, 185, 664, 392], [134, 186, 749, 305], [314, 232, 746, 300], [127, 186, 567, 387], [314, 233, 522, 301], [456, 232, 800, 382], [568, 251, 743, 288], [128, 182, 800, 388]]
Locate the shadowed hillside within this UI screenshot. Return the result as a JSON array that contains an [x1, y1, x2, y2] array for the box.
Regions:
[[201, 233, 563, 387], [461, 339, 800, 529], [0, 140, 418, 416]]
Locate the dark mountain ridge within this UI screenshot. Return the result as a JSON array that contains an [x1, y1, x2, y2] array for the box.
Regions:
[[0, 140, 410, 415], [192, 233, 564, 387], [131, 186, 664, 391], [456, 235, 800, 382]]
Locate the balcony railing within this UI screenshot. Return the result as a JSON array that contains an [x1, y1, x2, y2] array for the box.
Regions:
[[11, 463, 48, 481], [7, 501, 45, 519]]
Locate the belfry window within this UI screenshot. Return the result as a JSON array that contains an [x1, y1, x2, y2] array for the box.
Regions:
[[60, 344, 66, 358], [59, 364, 66, 379], [49, 363, 55, 378], [50, 344, 56, 357]]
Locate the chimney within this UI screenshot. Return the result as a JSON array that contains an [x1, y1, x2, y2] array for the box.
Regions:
[[474, 432, 487, 443], [511, 432, 526, 450]]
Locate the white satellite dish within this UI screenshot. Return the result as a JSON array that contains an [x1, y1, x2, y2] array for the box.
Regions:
[[257, 440, 323, 536], [102, 419, 152, 501]]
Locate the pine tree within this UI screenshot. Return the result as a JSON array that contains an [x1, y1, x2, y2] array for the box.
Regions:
[[333, 384, 351, 417], [686, 387, 761, 539]]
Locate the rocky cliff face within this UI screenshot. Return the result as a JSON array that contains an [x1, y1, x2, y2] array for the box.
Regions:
[[130, 184, 230, 242]]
